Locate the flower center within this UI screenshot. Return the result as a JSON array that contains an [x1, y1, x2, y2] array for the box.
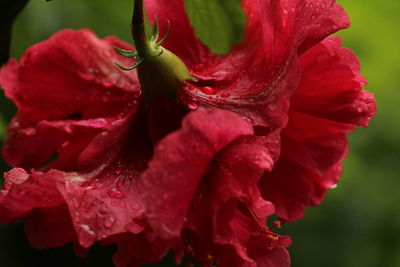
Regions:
[[115, 0, 193, 103]]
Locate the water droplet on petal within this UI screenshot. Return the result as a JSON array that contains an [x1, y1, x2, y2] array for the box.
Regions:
[[80, 224, 95, 236], [25, 128, 35, 136], [107, 189, 125, 199], [116, 179, 125, 188], [220, 92, 230, 98], [114, 168, 123, 175], [201, 87, 216, 95], [71, 199, 80, 208], [187, 102, 199, 110], [102, 81, 113, 87], [316, 52, 331, 63], [131, 202, 141, 210], [3, 182, 12, 190], [104, 217, 115, 228]]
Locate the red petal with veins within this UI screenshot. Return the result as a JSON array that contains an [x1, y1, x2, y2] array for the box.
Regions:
[[142, 109, 254, 239], [0, 168, 65, 222], [181, 134, 291, 267], [0, 111, 152, 250], [291, 36, 376, 127], [0, 1, 376, 266], [151, 0, 351, 129], [0, 29, 140, 170], [216, 211, 291, 267], [260, 36, 376, 221]]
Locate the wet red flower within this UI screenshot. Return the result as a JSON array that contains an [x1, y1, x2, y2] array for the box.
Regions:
[[0, 0, 375, 266]]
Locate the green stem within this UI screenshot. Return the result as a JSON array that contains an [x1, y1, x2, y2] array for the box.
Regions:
[[131, 0, 155, 57]]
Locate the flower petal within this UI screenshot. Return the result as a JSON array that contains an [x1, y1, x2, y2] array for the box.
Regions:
[[178, 0, 351, 129], [215, 211, 291, 267], [260, 37, 375, 221], [181, 133, 291, 266], [142, 108, 254, 239], [56, 114, 153, 247], [292, 36, 376, 127], [1, 112, 154, 250], [0, 168, 65, 223], [24, 205, 78, 249], [0, 29, 141, 169], [112, 233, 167, 267]]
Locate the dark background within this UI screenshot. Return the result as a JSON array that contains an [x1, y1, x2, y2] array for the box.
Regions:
[[1, 0, 399, 266]]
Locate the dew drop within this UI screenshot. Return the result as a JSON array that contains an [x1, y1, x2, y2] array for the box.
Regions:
[[187, 102, 199, 110], [104, 217, 115, 228], [25, 128, 35, 136], [116, 179, 125, 188], [3, 183, 11, 190], [71, 199, 80, 208], [316, 52, 331, 63], [131, 202, 141, 210], [201, 87, 216, 95], [107, 189, 125, 199], [220, 92, 230, 98], [102, 81, 113, 87], [80, 224, 95, 236]]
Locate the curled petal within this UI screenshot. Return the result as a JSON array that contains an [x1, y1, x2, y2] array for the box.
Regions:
[[142, 109, 254, 239], [178, 0, 352, 129], [292, 36, 376, 127], [0, 168, 65, 223], [0, 29, 140, 170], [260, 37, 376, 221]]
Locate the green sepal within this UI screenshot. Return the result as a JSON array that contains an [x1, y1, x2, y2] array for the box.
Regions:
[[150, 17, 160, 42], [115, 57, 144, 70], [114, 46, 138, 58], [156, 20, 171, 46]]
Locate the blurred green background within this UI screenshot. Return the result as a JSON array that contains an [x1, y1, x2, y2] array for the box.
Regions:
[[1, 0, 399, 266]]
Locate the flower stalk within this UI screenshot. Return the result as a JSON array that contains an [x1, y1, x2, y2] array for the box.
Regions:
[[114, 0, 193, 102], [131, 0, 158, 58]]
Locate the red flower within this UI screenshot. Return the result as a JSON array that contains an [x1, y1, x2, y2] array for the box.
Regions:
[[0, 0, 375, 266]]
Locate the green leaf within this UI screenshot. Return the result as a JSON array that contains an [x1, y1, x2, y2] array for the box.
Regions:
[[184, 0, 245, 55]]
